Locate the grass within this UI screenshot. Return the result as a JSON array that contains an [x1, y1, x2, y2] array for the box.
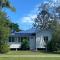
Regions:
[[6, 50, 45, 55], [0, 51, 60, 60], [4, 50, 60, 55], [0, 57, 60, 60]]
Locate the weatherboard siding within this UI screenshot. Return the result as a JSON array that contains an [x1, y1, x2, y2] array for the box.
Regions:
[[8, 29, 52, 50], [8, 42, 21, 48], [36, 30, 52, 48], [29, 36, 36, 50]]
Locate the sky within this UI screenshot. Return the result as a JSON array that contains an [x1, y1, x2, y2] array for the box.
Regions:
[[5, 0, 60, 30]]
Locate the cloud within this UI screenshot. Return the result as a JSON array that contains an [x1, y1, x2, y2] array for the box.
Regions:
[[20, 5, 38, 24], [52, 0, 60, 3], [20, 0, 60, 24], [21, 14, 37, 23], [19, 0, 60, 26], [21, 16, 33, 23], [49, 0, 60, 7]]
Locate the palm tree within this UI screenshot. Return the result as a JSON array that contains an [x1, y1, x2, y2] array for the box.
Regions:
[[0, 0, 15, 11]]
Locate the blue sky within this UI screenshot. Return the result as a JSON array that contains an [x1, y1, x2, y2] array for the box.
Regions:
[[5, 0, 58, 30]]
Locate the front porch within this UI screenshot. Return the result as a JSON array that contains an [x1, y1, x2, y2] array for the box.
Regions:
[[8, 32, 36, 50]]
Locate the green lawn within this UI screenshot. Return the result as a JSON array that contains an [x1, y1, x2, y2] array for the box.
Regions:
[[6, 51, 46, 55], [0, 51, 60, 60], [5, 50, 60, 55], [0, 57, 60, 60]]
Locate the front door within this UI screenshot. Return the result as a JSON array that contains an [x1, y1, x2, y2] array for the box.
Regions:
[[29, 36, 36, 50]]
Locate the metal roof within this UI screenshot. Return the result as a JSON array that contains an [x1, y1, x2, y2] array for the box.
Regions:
[[15, 28, 36, 34], [10, 28, 36, 37]]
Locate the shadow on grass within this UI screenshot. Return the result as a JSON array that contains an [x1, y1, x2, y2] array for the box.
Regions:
[[37, 50, 60, 55]]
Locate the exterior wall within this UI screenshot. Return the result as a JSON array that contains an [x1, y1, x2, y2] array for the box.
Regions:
[[29, 36, 36, 50], [8, 36, 36, 49], [8, 37, 21, 48], [8, 30, 52, 50], [36, 30, 52, 49], [8, 42, 21, 48]]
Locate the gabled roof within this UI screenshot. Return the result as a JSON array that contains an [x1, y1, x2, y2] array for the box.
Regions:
[[10, 28, 52, 37], [15, 28, 36, 34], [10, 28, 36, 37]]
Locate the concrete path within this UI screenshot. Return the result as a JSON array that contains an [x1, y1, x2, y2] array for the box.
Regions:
[[0, 55, 60, 57]]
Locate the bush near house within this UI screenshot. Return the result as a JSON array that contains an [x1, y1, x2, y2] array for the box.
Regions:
[[0, 43, 9, 53], [21, 37, 29, 50], [47, 40, 56, 52], [47, 26, 60, 52]]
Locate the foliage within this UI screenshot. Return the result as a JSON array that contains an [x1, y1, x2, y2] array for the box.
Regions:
[[47, 40, 56, 52], [0, 11, 11, 53], [0, 43, 9, 53], [34, 0, 60, 30], [34, 1, 60, 52], [47, 21, 60, 52], [0, 0, 16, 11], [21, 37, 29, 50], [34, 2, 52, 30], [0, 0, 16, 53], [9, 23, 21, 32], [0, 11, 11, 41]]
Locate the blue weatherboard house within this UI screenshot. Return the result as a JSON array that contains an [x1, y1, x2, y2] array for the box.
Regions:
[[8, 28, 52, 50]]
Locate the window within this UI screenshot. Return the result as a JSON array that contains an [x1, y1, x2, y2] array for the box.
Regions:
[[31, 33, 36, 36], [31, 36, 34, 39], [9, 37, 15, 42], [44, 36, 48, 43], [12, 37, 15, 42], [18, 37, 21, 42], [9, 37, 11, 42]]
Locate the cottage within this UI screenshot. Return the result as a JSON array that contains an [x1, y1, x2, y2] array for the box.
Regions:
[[8, 28, 52, 50]]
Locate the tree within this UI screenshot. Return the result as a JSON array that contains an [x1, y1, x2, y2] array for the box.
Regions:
[[34, 1, 60, 52], [0, 0, 15, 11], [47, 2, 60, 52], [0, 11, 11, 53], [34, 2, 54, 30], [9, 23, 21, 32], [0, 0, 15, 53]]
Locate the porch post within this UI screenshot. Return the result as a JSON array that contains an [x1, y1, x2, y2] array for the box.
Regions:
[[20, 37, 21, 43], [17, 37, 18, 43], [16, 37, 18, 51], [11, 37, 12, 42], [35, 36, 37, 51]]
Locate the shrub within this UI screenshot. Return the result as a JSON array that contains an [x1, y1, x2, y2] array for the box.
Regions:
[[0, 43, 10, 53], [21, 38, 29, 50], [47, 40, 57, 52]]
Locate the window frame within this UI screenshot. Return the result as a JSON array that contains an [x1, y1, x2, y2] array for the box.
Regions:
[[44, 36, 48, 43], [9, 37, 15, 42], [18, 37, 21, 42]]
